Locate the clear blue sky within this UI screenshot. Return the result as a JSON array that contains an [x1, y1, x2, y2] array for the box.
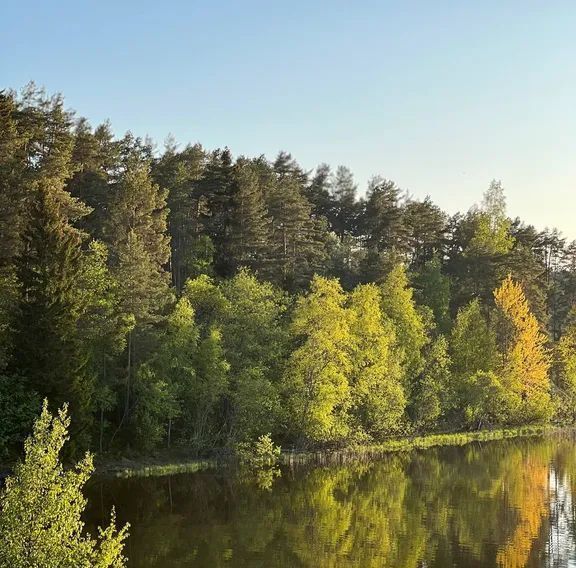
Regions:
[[3, 1, 576, 237]]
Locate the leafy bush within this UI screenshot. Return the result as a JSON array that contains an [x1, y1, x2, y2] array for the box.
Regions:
[[0, 400, 129, 567], [235, 433, 281, 468]]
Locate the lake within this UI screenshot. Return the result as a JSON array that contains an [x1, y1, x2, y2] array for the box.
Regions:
[[86, 435, 576, 567]]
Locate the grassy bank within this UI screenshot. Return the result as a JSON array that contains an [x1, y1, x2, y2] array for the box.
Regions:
[[95, 424, 557, 478], [96, 456, 217, 478], [281, 425, 554, 466]]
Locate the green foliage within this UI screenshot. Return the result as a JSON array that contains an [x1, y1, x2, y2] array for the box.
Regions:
[[413, 256, 451, 334], [449, 299, 498, 419], [152, 143, 211, 288], [348, 284, 406, 439], [235, 433, 281, 468], [0, 401, 128, 567], [467, 180, 514, 257], [0, 270, 18, 371], [0, 376, 40, 458], [462, 371, 510, 429], [0, 84, 571, 457], [219, 269, 288, 440], [411, 336, 451, 431], [284, 277, 352, 444], [183, 274, 228, 328], [380, 264, 429, 390], [450, 299, 497, 380], [553, 314, 576, 423]]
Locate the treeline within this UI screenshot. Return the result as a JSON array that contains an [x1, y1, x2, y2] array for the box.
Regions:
[[1, 84, 576, 456]]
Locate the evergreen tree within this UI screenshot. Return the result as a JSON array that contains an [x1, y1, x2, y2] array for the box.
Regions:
[[67, 119, 118, 241], [105, 152, 172, 434], [152, 142, 211, 289], [227, 160, 271, 274], [305, 163, 335, 223], [0, 90, 30, 269], [330, 165, 358, 239], [272, 151, 308, 185], [363, 177, 406, 254], [403, 197, 447, 268], [9, 90, 95, 443], [266, 175, 326, 289]]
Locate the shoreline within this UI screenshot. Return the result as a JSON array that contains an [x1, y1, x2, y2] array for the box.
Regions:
[[95, 424, 558, 478]]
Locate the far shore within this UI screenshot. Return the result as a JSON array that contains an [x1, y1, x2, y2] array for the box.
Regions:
[[93, 424, 559, 479]]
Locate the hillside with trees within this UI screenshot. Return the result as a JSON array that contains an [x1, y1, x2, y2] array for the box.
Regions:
[[1, 84, 576, 457]]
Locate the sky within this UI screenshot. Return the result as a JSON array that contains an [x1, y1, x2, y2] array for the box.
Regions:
[[2, 1, 576, 237]]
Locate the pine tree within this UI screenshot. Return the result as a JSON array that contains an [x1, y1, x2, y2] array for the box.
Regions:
[[9, 90, 95, 443], [105, 151, 172, 433], [330, 165, 358, 239], [272, 151, 308, 185], [0, 91, 29, 369], [200, 148, 235, 275], [305, 163, 335, 223], [67, 119, 118, 241], [152, 142, 211, 289], [227, 160, 271, 274], [0, 90, 30, 268], [362, 177, 407, 254], [403, 197, 447, 267], [266, 175, 326, 289]]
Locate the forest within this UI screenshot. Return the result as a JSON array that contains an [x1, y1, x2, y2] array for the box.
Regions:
[[1, 84, 576, 459]]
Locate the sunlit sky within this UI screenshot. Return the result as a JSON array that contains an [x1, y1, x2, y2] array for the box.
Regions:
[[3, 1, 576, 238]]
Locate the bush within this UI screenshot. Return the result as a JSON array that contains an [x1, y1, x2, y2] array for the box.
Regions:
[[0, 400, 129, 567], [235, 433, 281, 468]]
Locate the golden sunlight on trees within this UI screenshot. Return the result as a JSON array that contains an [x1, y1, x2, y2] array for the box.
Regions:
[[494, 275, 553, 424]]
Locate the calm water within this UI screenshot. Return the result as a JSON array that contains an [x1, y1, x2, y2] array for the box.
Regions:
[[86, 436, 576, 567]]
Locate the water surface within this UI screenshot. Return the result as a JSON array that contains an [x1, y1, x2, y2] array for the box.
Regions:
[[86, 435, 576, 567]]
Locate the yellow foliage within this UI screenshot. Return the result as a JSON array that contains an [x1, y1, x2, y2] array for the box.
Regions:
[[493, 275, 552, 423], [495, 454, 548, 568]]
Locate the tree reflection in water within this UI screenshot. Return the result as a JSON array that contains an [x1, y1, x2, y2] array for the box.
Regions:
[[85, 435, 576, 567]]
